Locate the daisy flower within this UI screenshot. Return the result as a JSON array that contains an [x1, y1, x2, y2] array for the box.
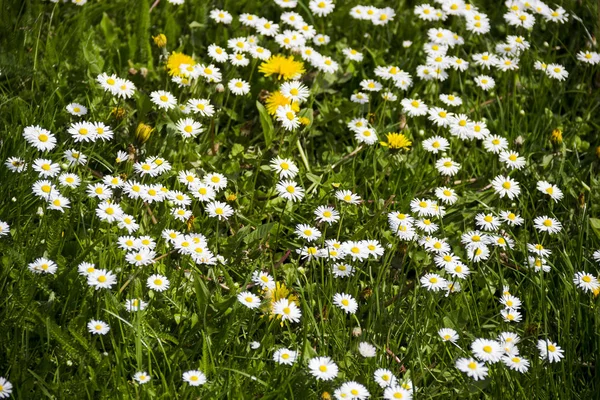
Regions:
[[33, 158, 60, 178], [252, 271, 275, 289], [87, 269, 117, 290], [333, 293, 358, 314], [314, 205, 339, 224], [66, 102, 87, 116], [335, 190, 360, 204], [491, 175, 521, 199], [422, 136, 450, 153], [295, 224, 321, 242], [499, 150, 526, 170], [502, 355, 530, 373], [500, 210, 524, 226], [435, 158, 460, 176], [28, 257, 58, 274], [439, 328, 459, 343], [133, 372, 151, 384], [401, 98, 428, 117], [309, 0, 335, 17], [125, 298, 148, 312], [147, 274, 170, 292], [150, 90, 177, 110], [374, 369, 397, 388], [237, 292, 261, 309], [420, 273, 447, 291], [276, 104, 300, 131], [456, 358, 488, 381], [270, 157, 299, 179], [474, 75, 495, 91], [483, 135, 509, 153], [87, 320, 110, 335], [501, 308, 522, 322], [471, 338, 503, 363], [0, 377, 13, 398], [332, 263, 354, 278], [228, 78, 251, 95], [182, 370, 207, 386], [210, 8, 233, 24], [577, 50, 600, 65], [383, 385, 413, 400], [272, 298, 301, 323], [308, 357, 338, 381], [537, 339, 564, 363], [23, 125, 58, 152], [205, 201, 234, 220], [273, 348, 297, 365], [573, 272, 600, 293], [536, 181, 563, 202], [533, 216, 562, 234]]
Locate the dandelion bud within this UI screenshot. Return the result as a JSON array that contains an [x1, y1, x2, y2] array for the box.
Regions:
[[551, 129, 563, 144], [226, 193, 237, 201], [321, 392, 332, 400], [215, 83, 225, 93], [135, 122, 153, 144], [111, 107, 126, 120], [299, 116, 310, 126], [152, 34, 167, 48], [596, 146, 600, 159]]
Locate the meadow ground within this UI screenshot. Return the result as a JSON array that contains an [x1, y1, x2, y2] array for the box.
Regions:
[[1, 0, 600, 398]]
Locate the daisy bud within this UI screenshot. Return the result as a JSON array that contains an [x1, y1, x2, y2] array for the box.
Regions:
[[298, 267, 306, 275], [140, 68, 148, 78], [215, 83, 225, 93], [60, 163, 69, 170], [135, 122, 153, 144], [352, 327, 362, 337], [515, 136, 524, 146], [543, 41, 549, 47], [37, 207, 44, 217], [152, 34, 167, 48], [519, 110, 525, 115]]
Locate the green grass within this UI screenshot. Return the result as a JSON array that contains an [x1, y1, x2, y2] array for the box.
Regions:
[[1, 0, 600, 398]]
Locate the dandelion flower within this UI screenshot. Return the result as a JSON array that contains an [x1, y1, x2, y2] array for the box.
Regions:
[[259, 55, 305, 80]]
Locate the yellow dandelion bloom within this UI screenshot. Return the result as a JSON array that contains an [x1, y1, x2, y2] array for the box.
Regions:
[[258, 55, 305, 80], [166, 52, 195, 76], [380, 132, 412, 150], [551, 129, 563, 144], [298, 117, 310, 126], [135, 123, 154, 144], [265, 91, 300, 115], [153, 34, 167, 48]]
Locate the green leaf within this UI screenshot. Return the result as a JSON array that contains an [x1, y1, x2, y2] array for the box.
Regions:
[[256, 101, 274, 147], [590, 218, 600, 240], [99, 13, 117, 47]]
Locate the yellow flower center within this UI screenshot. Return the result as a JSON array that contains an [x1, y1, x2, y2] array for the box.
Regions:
[[483, 345, 492, 353], [154, 279, 163, 286], [98, 275, 107, 283]]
